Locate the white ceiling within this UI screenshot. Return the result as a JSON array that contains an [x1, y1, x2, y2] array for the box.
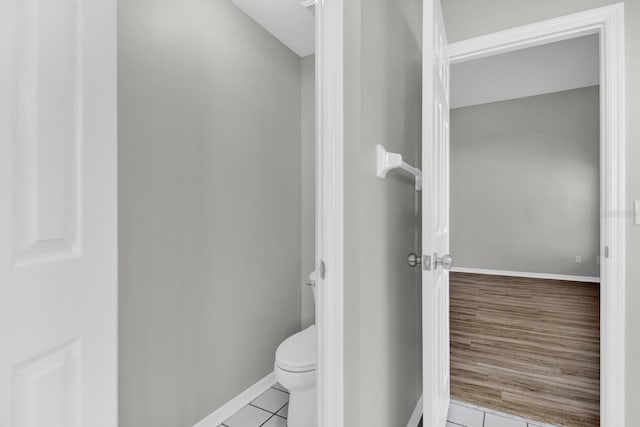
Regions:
[[230, 0, 315, 57], [451, 34, 599, 109]]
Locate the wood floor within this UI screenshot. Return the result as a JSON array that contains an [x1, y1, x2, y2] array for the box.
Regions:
[[449, 272, 600, 427]]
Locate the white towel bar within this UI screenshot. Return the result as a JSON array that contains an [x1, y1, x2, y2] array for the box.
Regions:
[[375, 145, 422, 191]]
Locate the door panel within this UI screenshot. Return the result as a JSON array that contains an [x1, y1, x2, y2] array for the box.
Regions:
[[0, 0, 117, 424], [13, 0, 82, 266], [12, 339, 82, 427], [422, 0, 450, 425]]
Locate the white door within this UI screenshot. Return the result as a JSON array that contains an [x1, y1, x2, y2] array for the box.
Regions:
[[422, 0, 450, 425], [0, 0, 117, 424]]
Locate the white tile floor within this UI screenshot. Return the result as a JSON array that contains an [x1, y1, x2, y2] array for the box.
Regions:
[[219, 387, 559, 427], [446, 400, 559, 427], [219, 384, 289, 427]]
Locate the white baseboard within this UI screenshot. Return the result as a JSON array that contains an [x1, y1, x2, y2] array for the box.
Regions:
[[450, 267, 600, 283], [406, 394, 423, 427], [193, 372, 277, 427]]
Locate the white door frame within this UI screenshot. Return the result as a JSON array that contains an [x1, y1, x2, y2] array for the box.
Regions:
[[315, 1, 344, 427], [448, 4, 626, 426]]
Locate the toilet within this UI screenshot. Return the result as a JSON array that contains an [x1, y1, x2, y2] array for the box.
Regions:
[[274, 272, 317, 427]]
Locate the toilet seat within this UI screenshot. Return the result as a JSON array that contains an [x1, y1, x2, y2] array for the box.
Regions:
[[275, 325, 316, 373]]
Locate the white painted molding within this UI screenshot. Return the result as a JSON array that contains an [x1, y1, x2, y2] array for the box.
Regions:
[[449, 4, 622, 64], [450, 267, 600, 283], [598, 5, 626, 426], [192, 372, 276, 427], [448, 5, 625, 426], [316, 1, 344, 427], [406, 395, 423, 427]]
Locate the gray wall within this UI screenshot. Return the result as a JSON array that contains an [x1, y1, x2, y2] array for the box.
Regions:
[[301, 55, 315, 328], [451, 87, 600, 277], [118, 0, 302, 425], [441, 1, 640, 424], [343, 0, 423, 425]]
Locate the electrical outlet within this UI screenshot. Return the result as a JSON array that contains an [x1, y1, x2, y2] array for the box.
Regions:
[[575, 255, 582, 263]]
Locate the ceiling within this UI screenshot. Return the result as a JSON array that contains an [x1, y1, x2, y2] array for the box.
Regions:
[[451, 34, 599, 109], [230, 0, 315, 57]]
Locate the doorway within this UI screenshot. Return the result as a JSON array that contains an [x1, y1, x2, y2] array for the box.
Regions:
[[421, 3, 626, 427], [449, 34, 603, 425]]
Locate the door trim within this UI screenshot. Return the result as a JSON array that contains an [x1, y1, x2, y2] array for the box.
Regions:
[[448, 4, 626, 426], [316, 1, 344, 427], [449, 267, 601, 284]]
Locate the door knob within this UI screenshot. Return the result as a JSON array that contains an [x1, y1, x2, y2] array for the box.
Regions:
[[407, 252, 421, 267], [433, 253, 453, 270]]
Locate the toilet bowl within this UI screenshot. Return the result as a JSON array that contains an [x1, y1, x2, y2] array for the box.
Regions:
[[275, 325, 316, 427], [274, 271, 317, 427]]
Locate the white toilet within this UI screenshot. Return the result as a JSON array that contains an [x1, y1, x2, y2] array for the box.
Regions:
[[274, 272, 317, 427]]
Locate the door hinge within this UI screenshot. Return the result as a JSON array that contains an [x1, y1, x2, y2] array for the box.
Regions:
[[605, 246, 609, 259], [320, 260, 326, 279]]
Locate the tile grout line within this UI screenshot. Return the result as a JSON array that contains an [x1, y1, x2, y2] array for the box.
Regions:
[[271, 385, 289, 394], [258, 413, 278, 427], [249, 402, 278, 415], [274, 401, 288, 419], [217, 387, 289, 426], [246, 390, 289, 426]]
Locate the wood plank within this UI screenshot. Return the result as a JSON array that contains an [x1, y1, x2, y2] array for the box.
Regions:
[[449, 272, 600, 426]]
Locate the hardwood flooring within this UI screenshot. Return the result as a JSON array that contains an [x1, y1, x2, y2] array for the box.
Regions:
[[449, 272, 600, 427]]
